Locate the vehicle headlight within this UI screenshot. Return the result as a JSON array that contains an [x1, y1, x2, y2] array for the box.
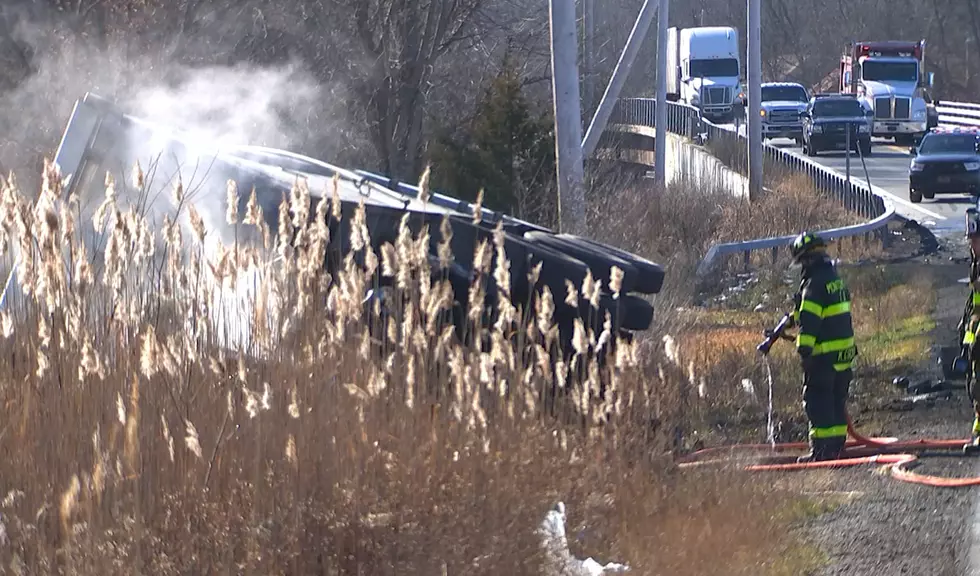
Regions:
[[760, 109, 767, 117], [965, 161, 980, 171], [811, 125, 823, 133], [691, 94, 700, 105], [910, 161, 925, 172], [913, 109, 926, 120], [857, 124, 869, 133]]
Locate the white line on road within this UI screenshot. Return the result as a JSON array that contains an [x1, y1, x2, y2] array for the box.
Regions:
[[794, 154, 948, 221]]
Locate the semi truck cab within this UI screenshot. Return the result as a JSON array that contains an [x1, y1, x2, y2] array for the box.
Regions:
[[666, 26, 743, 124], [839, 40, 936, 145]]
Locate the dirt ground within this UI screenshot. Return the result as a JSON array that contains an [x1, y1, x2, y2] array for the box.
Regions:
[[795, 230, 979, 575]]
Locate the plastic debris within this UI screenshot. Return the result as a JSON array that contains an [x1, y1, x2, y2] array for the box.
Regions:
[[539, 502, 630, 576]]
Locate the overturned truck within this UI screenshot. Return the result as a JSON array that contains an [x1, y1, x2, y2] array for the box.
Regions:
[[52, 93, 664, 349]]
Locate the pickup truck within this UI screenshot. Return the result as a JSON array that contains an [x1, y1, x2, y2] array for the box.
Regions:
[[756, 82, 810, 144]]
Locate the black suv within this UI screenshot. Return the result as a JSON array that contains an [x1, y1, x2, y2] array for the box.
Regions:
[[800, 94, 873, 157], [908, 128, 980, 204]]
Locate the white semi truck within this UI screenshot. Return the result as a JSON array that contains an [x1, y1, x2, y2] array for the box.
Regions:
[[839, 40, 937, 145], [665, 26, 743, 124]]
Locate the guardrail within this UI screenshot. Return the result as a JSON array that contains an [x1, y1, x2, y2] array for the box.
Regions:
[[610, 97, 895, 276], [613, 98, 887, 221], [935, 101, 980, 128]]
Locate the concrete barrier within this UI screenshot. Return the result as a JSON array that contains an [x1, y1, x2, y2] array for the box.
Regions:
[[603, 124, 748, 198]]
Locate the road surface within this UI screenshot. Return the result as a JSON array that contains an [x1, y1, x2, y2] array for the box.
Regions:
[[718, 122, 968, 236], [773, 138, 965, 236]]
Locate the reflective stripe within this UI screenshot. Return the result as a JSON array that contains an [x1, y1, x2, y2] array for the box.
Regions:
[[810, 424, 848, 439], [813, 337, 856, 355], [967, 331, 977, 346], [800, 299, 823, 316], [797, 333, 816, 348], [800, 299, 850, 319], [973, 291, 980, 306], [833, 362, 852, 372]]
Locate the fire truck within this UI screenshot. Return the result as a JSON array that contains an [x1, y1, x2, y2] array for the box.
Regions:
[[839, 40, 936, 145]]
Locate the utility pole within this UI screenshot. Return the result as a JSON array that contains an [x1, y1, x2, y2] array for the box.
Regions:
[[583, 0, 595, 114], [550, 0, 587, 235], [653, 0, 669, 187], [747, 0, 763, 201], [581, 0, 658, 158]]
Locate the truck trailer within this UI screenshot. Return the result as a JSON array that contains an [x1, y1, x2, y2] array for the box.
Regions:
[[665, 26, 743, 124]]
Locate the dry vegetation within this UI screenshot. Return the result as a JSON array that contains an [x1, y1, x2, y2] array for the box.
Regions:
[[588, 164, 863, 302], [0, 157, 850, 575], [583, 162, 928, 453], [670, 264, 936, 448]]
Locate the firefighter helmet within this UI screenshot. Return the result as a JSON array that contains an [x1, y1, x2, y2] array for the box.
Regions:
[[790, 231, 827, 262]]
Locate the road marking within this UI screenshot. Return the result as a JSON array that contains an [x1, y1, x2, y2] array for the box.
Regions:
[[713, 129, 949, 221]]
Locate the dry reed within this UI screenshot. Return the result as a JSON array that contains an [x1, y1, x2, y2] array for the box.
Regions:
[[0, 157, 819, 575]]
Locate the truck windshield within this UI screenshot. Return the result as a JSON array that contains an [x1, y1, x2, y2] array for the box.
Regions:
[[761, 86, 807, 102], [689, 58, 739, 78], [813, 100, 864, 117], [918, 134, 978, 155], [861, 60, 918, 83]]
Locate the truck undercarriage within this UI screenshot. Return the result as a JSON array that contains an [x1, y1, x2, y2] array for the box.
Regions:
[[50, 93, 665, 357]]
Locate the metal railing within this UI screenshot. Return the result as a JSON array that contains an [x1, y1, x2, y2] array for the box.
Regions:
[[610, 97, 895, 276], [613, 98, 887, 220], [935, 101, 980, 128]]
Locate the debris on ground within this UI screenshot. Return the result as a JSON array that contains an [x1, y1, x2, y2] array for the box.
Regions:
[[540, 502, 630, 576]]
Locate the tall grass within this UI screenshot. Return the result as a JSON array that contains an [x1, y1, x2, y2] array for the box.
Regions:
[[0, 157, 852, 574]]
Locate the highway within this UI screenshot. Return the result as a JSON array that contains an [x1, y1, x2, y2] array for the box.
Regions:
[[772, 138, 965, 236], [719, 123, 967, 236]]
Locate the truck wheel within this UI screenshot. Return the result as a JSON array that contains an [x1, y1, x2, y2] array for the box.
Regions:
[[910, 189, 922, 203], [551, 234, 666, 295], [523, 231, 641, 294]]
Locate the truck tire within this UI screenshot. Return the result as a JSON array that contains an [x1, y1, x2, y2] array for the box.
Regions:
[[551, 234, 665, 295], [523, 231, 640, 294]]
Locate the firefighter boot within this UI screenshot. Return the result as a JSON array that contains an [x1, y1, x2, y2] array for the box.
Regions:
[[797, 438, 830, 463], [964, 416, 980, 455], [824, 436, 847, 461]]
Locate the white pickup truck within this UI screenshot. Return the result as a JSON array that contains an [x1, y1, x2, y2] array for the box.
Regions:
[[756, 82, 810, 144]]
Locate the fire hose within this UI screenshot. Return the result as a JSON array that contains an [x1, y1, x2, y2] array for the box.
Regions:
[[675, 314, 980, 488]]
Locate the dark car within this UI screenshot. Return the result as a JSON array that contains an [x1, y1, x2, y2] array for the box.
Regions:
[[908, 128, 980, 204], [800, 94, 873, 157]]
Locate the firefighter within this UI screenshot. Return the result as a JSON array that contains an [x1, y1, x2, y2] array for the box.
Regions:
[[959, 207, 980, 453], [788, 231, 858, 463]]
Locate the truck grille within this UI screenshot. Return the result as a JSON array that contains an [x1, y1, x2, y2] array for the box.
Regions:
[[768, 109, 798, 124], [704, 87, 728, 105], [874, 97, 891, 119], [823, 122, 847, 133], [894, 97, 911, 119], [920, 161, 966, 175]]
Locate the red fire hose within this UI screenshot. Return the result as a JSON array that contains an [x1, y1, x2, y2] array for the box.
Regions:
[[677, 412, 980, 488]]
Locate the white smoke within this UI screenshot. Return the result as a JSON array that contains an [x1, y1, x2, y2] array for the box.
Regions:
[[0, 21, 352, 354]]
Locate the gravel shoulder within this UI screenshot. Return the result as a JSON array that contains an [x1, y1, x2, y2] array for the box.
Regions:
[[798, 232, 978, 576]]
